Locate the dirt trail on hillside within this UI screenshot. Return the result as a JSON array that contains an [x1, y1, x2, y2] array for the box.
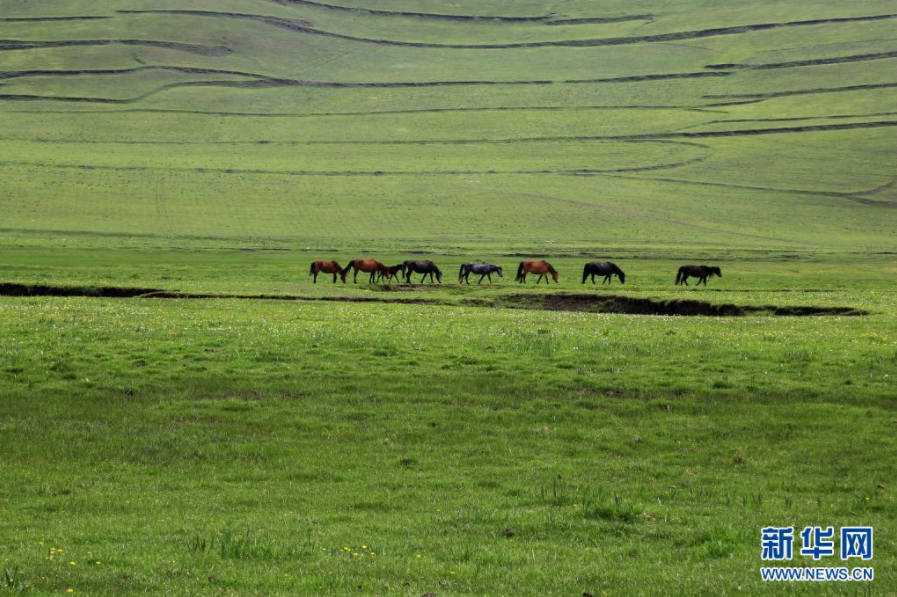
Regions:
[[115, 9, 897, 49]]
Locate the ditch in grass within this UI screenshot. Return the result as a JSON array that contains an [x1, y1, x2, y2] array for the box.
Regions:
[[0, 282, 868, 316]]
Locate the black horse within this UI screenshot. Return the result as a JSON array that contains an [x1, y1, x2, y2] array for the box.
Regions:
[[459, 263, 503, 284], [582, 262, 625, 285], [403, 260, 442, 283], [676, 265, 721, 286]]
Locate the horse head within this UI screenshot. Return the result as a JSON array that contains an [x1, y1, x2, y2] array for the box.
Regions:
[[339, 262, 352, 283], [711, 266, 722, 277], [496, 266, 503, 277]]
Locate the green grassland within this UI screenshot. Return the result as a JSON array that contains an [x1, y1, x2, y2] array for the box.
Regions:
[[1, 0, 897, 594]]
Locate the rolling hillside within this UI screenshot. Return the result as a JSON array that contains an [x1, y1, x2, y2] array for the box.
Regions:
[[1, 0, 896, 253]]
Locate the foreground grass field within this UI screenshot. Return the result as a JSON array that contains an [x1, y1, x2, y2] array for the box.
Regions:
[[2, 297, 896, 594], [2, 0, 897, 594]]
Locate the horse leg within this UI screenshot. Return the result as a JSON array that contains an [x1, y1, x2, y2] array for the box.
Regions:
[[313, 271, 318, 283], [332, 272, 337, 283]]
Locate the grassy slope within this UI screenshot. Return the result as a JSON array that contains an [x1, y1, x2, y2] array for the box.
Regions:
[[1, 0, 896, 253], [1, 0, 897, 594]]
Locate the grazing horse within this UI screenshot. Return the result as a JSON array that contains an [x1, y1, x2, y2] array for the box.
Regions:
[[582, 262, 626, 285], [309, 260, 343, 284], [377, 263, 406, 284], [676, 265, 722, 286], [459, 262, 503, 284], [341, 259, 388, 284], [403, 260, 442, 283], [516, 260, 558, 284]]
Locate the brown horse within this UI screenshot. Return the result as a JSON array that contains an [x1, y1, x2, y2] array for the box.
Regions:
[[377, 263, 406, 283], [516, 260, 558, 284], [341, 259, 388, 284], [309, 260, 343, 284]]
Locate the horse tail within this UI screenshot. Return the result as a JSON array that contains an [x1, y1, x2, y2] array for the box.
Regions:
[[309, 261, 316, 276], [581, 264, 589, 284], [516, 262, 524, 282], [458, 263, 465, 282], [675, 267, 683, 285]]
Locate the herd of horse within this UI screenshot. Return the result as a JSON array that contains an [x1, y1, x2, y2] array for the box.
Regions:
[[310, 260, 722, 286]]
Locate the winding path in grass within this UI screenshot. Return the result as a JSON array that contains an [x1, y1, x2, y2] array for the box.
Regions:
[[0, 70, 731, 105], [704, 82, 897, 100], [705, 50, 897, 70], [0, 16, 110, 22], [265, 0, 652, 24], [0, 38, 231, 55], [115, 9, 897, 49]]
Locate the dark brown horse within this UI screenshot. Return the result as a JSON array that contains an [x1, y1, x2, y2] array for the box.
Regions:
[[309, 260, 343, 284], [341, 259, 388, 284], [377, 263, 406, 283], [516, 260, 558, 284], [675, 265, 721, 286]]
